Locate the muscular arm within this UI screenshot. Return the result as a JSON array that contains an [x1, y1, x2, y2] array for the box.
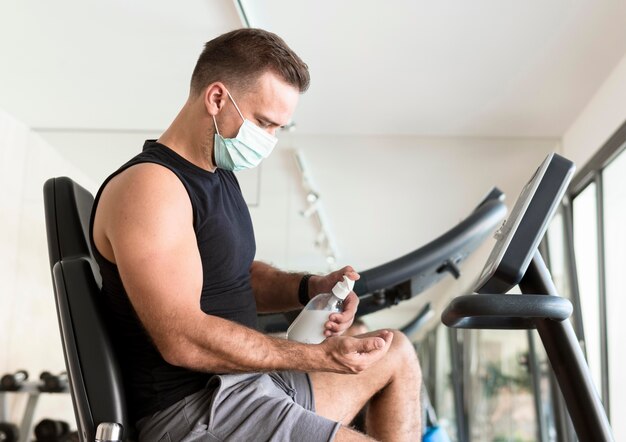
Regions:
[[93, 164, 390, 375]]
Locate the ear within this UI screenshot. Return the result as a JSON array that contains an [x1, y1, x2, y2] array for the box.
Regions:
[[203, 82, 228, 116]]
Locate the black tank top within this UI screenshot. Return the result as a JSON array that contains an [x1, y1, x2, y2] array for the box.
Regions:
[[89, 140, 257, 422]]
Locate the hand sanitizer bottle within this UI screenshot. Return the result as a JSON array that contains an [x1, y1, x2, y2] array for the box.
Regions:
[[287, 276, 355, 344]]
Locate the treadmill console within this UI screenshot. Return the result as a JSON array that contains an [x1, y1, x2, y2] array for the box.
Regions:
[[474, 153, 575, 294]]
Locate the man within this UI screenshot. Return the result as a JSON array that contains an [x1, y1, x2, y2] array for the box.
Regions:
[[90, 28, 421, 441]]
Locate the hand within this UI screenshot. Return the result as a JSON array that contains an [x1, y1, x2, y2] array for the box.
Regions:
[[320, 330, 394, 374], [310, 266, 360, 337], [324, 292, 358, 337]]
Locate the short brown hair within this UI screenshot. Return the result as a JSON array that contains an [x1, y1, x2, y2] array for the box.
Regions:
[[190, 28, 310, 95]]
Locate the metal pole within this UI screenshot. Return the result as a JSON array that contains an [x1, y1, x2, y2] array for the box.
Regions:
[[548, 370, 574, 442], [519, 251, 613, 442], [562, 199, 586, 344], [595, 173, 610, 415], [527, 330, 547, 442], [448, 328, 469, 442], [18, 392, 39, 442], [0, 392, 6, 422]]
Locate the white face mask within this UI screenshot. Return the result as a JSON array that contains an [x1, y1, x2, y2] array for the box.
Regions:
[[212, 91, 278, 172]]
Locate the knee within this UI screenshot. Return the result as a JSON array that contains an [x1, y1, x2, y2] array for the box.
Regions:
[[389, 330, 421, 377], [389, 329, 413, 356]]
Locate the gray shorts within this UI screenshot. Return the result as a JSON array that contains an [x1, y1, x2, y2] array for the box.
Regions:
[[136, 371, 340, 442]]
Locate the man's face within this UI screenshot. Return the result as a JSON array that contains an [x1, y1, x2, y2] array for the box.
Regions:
[[216, 71, 300, 138]]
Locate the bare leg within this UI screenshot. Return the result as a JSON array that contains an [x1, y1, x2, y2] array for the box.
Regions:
[[309, 330, 422, 442], [335, 426, 377, 441]]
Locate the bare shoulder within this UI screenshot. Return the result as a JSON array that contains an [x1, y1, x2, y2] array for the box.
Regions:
[[94, 163, 193, 261], [103, 162, 187, 206]]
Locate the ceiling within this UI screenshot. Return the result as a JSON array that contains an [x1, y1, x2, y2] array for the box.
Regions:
[[2, 0, 626, 137]]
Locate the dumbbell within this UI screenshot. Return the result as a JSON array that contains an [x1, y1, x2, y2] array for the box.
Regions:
[[39, 372, 68, 393], [0, 370, 28, 392], [0, 422, 19, 442], [34, 419, 70, 442]]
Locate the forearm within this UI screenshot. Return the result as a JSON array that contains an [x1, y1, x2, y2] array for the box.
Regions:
[[168, 313, 326, 373], [166, 313, 392, 376], [250, 261, 316, 312]]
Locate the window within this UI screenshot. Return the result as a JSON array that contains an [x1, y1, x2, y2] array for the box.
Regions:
[[546, 208, 585, 337], [467, 330, 537, 442], [572, 183, 603, 399], [602, 149, 626, 439], [433, 324, 458, 440], [529, 330, 559, 442], [546, 209, 573, 300]]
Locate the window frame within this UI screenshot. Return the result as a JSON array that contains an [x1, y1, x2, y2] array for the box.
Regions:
[[565, 119, 626, 420]]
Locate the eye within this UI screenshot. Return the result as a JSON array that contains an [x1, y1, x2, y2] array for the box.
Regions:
[[257, 119, 271, 129]]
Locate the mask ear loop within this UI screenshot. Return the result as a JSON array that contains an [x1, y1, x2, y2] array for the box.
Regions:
[[212, 115, 221, 136], [227, 91, 246, 122], [211, 88, 231, 136]]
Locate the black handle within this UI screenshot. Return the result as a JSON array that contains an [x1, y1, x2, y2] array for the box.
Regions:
[[441, 294, 572, 329]]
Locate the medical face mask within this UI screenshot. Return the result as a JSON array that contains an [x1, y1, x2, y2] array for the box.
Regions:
[[212, 92, 278, 172]]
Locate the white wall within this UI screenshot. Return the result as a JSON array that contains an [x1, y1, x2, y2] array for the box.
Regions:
[[0, 110, 96, 432], [562, 51, 626, 166]]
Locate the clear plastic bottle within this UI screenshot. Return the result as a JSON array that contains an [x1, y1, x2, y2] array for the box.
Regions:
[[287, 276, 355, 344]]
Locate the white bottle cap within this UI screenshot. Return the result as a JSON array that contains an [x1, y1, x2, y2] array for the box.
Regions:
[[331, 276, 355, 300]]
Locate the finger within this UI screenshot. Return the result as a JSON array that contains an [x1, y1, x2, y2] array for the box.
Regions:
[[324, 321, 351, 336], [325, 320, 339, 331], [353, 336, 386, 354], [318, 268, 361, 295], [328, 294, 358, 323], [327, 305, 355, 324], [342, 268, 360, 281], [324, 320, 348, 333], [328, 309, 355, 325], [342, 292, 359, 312], [326, 316, 354, 335], [354, 329, 394, 341], [362, 331, 393, 355], [381, 329, 394, 346], [335, 266, 360, 282]]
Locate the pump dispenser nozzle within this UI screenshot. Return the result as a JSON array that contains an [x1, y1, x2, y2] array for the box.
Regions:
[[332, 276, 354, 300]]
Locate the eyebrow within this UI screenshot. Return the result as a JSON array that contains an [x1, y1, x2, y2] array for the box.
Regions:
[[254, 113, 284, 128]]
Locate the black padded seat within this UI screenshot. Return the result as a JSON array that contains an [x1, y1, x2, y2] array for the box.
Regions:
[[44, 177, 130, 442]]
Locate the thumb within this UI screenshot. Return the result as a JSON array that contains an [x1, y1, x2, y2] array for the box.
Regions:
[[354, 336, 386, 354]]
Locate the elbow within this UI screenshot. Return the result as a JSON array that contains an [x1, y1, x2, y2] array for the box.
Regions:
[[156, 338, 193, 368], [158, 337, 223, 372], [161, 347, 185, 367], [159, 346, 182, 367]]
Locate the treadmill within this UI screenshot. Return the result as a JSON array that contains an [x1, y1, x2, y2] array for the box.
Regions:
[[442, 152, 614, 441]]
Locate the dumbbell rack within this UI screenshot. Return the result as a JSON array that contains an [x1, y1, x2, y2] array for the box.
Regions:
[[0, 372, 69, 442]]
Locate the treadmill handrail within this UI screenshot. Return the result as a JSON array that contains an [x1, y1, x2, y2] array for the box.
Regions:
[[441, 293, 573, 329]]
